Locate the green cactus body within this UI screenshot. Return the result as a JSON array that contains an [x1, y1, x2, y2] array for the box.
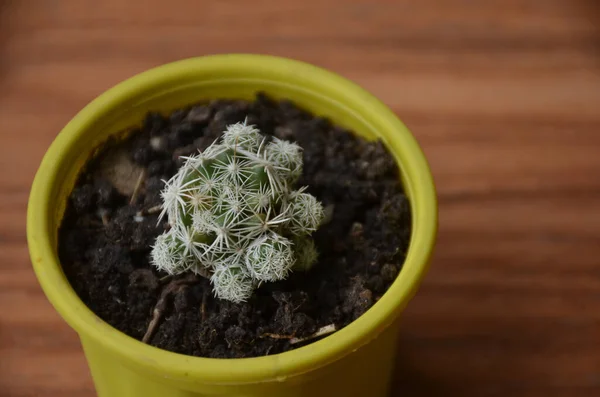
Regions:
[[151, 121, 325, 303]]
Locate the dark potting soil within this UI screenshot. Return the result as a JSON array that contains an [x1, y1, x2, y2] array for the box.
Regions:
[[58, 93, 411, 358]]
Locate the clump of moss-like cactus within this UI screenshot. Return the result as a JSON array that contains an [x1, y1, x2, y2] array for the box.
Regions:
[[150, 121, 324, 303]]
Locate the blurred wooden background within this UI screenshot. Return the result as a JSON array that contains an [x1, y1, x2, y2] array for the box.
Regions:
[[1, 1, 599, 396]]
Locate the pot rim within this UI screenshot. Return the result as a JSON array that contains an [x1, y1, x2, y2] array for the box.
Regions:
[[27, 54, 437, 385]]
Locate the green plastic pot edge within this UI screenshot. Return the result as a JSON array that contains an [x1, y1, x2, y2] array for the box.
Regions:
[[26, 54, 438, 386]]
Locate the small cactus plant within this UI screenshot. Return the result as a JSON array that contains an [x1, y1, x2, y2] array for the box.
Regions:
[[150, 121, 325, 303]]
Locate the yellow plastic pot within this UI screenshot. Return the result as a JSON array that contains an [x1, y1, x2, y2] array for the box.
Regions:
[[27, 54, 437, 397]]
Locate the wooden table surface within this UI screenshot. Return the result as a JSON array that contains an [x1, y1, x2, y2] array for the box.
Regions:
[[2, 1, 599, 396]]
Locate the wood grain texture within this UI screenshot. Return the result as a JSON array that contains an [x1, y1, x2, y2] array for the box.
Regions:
[[1, 0, 599, 396]]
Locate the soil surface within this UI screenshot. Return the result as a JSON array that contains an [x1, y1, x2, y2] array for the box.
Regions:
[[58, 93, 412, 358]]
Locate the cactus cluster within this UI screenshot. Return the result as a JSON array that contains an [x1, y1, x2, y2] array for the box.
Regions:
[[150, 121, 324, 303]]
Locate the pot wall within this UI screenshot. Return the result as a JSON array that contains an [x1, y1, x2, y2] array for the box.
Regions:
[[81, 320, 400, 396]]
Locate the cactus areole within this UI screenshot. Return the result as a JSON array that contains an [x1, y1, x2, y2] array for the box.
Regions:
[[150, 121, 325, 303]]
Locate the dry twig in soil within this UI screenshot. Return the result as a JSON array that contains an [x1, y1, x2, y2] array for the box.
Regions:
[[137, 205, 162, 217], [142, 273, 198, 344], [260, 333, 295, 340], [130, 169, 146, 205], [200, 291, 208, 322], [289, 324, 337, 345]]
